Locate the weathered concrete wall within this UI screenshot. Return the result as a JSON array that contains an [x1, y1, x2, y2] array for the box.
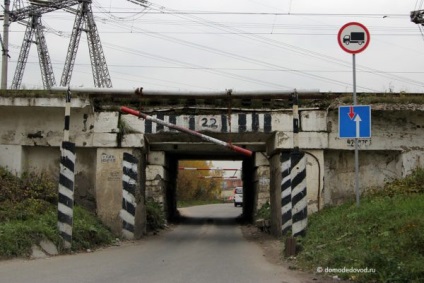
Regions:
[[254, 153, 270, 210], [304, 150, 325, 213], [95, 148, 120, 234], [268, 109, 424, 207], [1, 95, 423, 232], [23, 146, 93, 209], [95, 148, 145, 235], [0, 145, 24, 175], [145, 151, 178, 221], [324, 150, 402, 205]]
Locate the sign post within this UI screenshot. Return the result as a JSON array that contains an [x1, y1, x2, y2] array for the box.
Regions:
[[338, 22, 371, 207]]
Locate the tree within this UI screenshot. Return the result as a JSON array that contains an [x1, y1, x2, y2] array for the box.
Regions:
[[177, 160, 223, 201]]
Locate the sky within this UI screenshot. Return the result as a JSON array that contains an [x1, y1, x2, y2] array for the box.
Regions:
[[2, 0, 424, 93]]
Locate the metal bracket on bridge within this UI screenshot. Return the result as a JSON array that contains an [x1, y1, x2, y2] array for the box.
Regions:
[[120, 106, 253, 157]]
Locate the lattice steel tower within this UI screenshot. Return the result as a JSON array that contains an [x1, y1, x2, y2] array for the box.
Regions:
[[11, 12, 56, 89], [4, 0, 112, 89], [60, 0, 112, 88], [411, 9, 424, 25]]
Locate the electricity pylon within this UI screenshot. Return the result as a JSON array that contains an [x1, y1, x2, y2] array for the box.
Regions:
[[11, 13, 56, 89], [411, 10, 424, 25], [60, 0, 112, 88], [2, 0, 112, 89]]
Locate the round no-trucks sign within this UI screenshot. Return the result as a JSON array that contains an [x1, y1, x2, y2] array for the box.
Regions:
[[338, 22, 370, 54]]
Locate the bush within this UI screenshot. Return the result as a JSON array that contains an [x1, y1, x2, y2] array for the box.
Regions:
[[367, 167, 424, 197], [146, 198, 165, 232], [256, 201, 271, 221], [0, 167, 57, 204], [0, 198, 52, 222]]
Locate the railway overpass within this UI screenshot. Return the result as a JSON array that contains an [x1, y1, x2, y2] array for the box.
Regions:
[[0, 89, 423, 237]]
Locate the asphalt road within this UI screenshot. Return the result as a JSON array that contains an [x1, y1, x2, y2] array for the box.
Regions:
[[0, 204, 318, 283]]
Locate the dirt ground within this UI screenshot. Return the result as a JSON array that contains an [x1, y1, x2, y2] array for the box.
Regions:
[[241, 224, 343, 283]]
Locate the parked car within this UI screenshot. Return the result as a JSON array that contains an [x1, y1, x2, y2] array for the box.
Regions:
[[234, 187, 243, 207]]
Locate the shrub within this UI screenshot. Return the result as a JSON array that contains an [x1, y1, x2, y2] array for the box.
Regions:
[[146, 198, 165, 232], [256, 201, 271, 221], [0, 167, 57, 204]]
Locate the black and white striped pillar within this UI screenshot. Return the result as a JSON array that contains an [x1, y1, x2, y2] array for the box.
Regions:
[[63, 88, 71, 142], [58, 141, 76, 249], [58, 87, 75, 249], [281, 151, 292, 235], [290, 150, 307, 237], [120, 152, 138, 239]]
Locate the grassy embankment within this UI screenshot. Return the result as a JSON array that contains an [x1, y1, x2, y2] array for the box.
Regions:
[[295, 167, 424, 282], [0, 167, 165, 259], [0, 167, 115, 258]]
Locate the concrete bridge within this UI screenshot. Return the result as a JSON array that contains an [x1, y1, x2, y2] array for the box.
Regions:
[[0, 89, 423, 237]]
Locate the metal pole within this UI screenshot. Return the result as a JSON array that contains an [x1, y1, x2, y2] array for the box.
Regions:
[[292, 92, 299, 150], [1, 0, 10, 89], [64, 88, 71, 141], [121, 106, 253, 157], [353, 54, 360, 207], [51, 86, 322, 99]]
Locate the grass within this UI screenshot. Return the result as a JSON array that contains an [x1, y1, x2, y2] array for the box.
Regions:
[[295, 167, 424, 282], [0, 204, 115, 259], [177, 199, 223, 208], [0, 167, 115, 259]]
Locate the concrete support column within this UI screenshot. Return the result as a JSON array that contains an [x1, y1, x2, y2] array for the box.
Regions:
[[146, 151, 178, 221], [304, 150, 325, 213], [253, 153, 270, 212], [269, 152, 282, 237], [95, 148, 140, 234], [146, 151, 167, 204], [242, 157, 255, 223]]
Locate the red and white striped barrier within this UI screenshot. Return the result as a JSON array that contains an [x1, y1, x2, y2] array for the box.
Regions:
[[121, 106, 253, 157]]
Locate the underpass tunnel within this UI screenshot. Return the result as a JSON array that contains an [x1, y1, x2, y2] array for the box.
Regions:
[[143, 129, 274, 232], [146, 150, 261, 226], [170, 154, 256, 225]]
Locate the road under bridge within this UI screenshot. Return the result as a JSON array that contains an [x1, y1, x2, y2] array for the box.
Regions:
[[0, 89, 423, 237]]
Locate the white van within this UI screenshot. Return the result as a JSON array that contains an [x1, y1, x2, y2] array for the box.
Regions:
[[234, 187, 243, 207]]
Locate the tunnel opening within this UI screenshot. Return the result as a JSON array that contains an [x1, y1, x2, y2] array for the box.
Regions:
[[144, 130, 271, 230], [157, 151, 257, 226], [175, 159, 244, 226]]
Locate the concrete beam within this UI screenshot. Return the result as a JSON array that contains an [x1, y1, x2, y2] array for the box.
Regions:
[[0, 96, 90, 108], [300, 110, 327, 132], [267, 132, 328, 153]]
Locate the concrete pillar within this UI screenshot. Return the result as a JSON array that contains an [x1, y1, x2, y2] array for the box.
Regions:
[[146, 151, 179, 221], [254, 153, 270, 211], [146, 151, 167, 204], [269, 152, 282, 237], [96, 148, 145, 235], [304, 150, 325, 213], [242, 157, 255, 223]]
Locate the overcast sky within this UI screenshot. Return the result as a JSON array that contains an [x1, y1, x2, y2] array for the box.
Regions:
[[2, 0, 424, 93]]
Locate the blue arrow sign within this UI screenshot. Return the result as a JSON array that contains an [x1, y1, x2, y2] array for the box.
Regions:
[[339, 105, 371, 139]]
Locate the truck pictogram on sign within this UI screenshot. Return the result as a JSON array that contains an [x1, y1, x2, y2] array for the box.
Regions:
[[343, 32, 365, 45], [338, 22, 370, 54]]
